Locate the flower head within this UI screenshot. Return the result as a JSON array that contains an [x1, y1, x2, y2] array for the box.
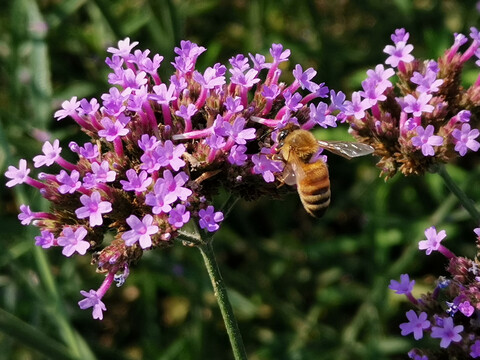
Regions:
[[346, 27, 480, 178], [7, 38, 345, 320]]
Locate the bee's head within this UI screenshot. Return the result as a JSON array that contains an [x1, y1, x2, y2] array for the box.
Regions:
[[277, 129, 289, 147]]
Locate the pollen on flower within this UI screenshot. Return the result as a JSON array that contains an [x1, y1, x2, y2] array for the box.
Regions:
[[5, 38, 345, 320]]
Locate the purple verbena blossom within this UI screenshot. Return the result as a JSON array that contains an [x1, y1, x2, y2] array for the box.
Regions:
[[402, 93, 434, 117], [384, 40, 414, 68], [78, 289, 107, 320], [399, 310, 431, 340], [122, 214, 158, 248], [168, 204, 190, 228], [5, 159, 31, 187], [120, 169, 152, 192], [57, 226, 90, 257], [430, 317, 463, 348], [411, 125, 444, 156], [33, 139, 62, 168], [389, 274, 415, 295], [418, 226, 453, 257], [452, 123, 480, 156], [34, 230, 55, 248], [198, 206, 224, 232], [75, 191, 112, 227], [56, 169, 82, 194], [471, 340, 480, 358]]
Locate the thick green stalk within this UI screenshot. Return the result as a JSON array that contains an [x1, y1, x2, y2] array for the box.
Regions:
[[198, 241, 248, 360], [437, 165, 480, 224]]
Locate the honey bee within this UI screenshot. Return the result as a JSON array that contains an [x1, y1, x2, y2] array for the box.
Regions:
[[277, 127, 374, 217]]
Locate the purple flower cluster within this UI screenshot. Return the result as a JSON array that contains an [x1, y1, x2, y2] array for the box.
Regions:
[[346, 28, 480, 178], [389, 227, 480, 358], [5, 39, 343, 319]]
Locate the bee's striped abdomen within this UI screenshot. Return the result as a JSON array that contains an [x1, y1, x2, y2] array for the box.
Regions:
[[297, 162, 330, 217]]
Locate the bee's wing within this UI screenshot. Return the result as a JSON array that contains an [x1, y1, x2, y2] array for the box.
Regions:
[[282, 158, 305, 186], [317, 140, 374, 160]]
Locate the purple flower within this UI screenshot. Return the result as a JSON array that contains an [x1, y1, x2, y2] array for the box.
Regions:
[[205, 134, 227, 150], [5, 159, 30, 187], [175, 103, 197, 120], [308, 101, 327, 123], [228, 145, 248, 166], [18, 204, 35, 225], [391, 28, 409, 43], [57, 226, 90, 257], [471, 340, 480, 358], [229, 54, 249, 71], [174, 40, 206, 63], [154, 140, 186, 171], [418, 226, 446, 255], [77, 142, 99, 160], [230, 68, 260, 89], [344, 91, 371, 120], [122, 214, 158, 248], [168, 204, 190, 228], [251, 154, 283, 183], [262, 84, 281, 100], [34, 230, 55, 248], [150, 83, 177, 105], [399, 310, 431, 340], [407, 349, 428, 360], [430, 317, 463, 348], [270, 43, 290, 64], [283, 90, 303, 112], [452, 123, 480, 156], [411, 125, 444, 156], [193, 67, 226, 89], [98, 117, 129, 141], [54, 96, 81, 120], [366, 64, 395, 89], [90, 161, 116, 183], [292, 64, 318, 92], [458, 300, 474, 317], [75, 191, 112, 227], [138, 134, 161, 152], [359, 78, 387, 106], [198, 206, 224, 232], [249, 52, 271, 71], [78, 289, 107, 320], [107, 37, 138, 58], [160, 170, 192, 203], [56, 169, 82, 194], [410, 68, 444, 94], [384, 41, 414, 67], [145, 179, 175, 214], [101, 87, 129, 116], [219, 117, 256, 145], [388, 274, 415, 294], [120, 169, 152, 192], [121, 68, 147, 89], [224, 96, 244, 114], [33, 139, 61, 168], [402, 93, 434, 117]]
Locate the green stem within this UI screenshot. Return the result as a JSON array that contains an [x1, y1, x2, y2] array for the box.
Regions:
[[437, 165, 480, 224], [198, 241, 248, 360]]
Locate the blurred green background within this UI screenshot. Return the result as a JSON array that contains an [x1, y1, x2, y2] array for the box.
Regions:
[[1, 0, 480, 359]]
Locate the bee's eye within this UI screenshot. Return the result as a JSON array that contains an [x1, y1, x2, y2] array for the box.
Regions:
[[278, 130, 288, 143]]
